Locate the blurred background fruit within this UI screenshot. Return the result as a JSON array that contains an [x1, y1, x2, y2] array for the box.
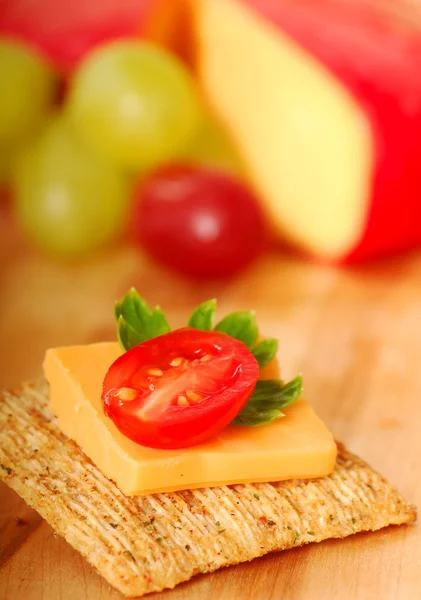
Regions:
[[12, 115, 131, 258], [2, 0, 421, 278], [68, 41, 202, 172], [182, 113, 244, 176], [179, 0, 421, 263], [0, 145, 16, 187], [0, 10, 256, 279], [131, 164, 266, 278], [0, 0, 154, 73], [0, 40, 56, 146]]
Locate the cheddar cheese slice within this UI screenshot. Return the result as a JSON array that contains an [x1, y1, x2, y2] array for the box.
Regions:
[[44, 342, 336, 496]]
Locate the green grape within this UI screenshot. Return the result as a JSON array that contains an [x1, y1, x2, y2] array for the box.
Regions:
[[183, 114, 244, 176], [0, 138, 27, 185], [12, 115, 131, 258], [0, 116, 51, 186], [68, 41, 202, 171], [0, 40, 56, 145], [0, 147, 13, 185]]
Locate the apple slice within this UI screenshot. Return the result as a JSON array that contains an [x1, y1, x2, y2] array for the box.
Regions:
[[154, 0, 421, 261]]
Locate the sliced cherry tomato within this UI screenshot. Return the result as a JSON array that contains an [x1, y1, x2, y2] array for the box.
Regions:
[[102, 327, 259, 449]]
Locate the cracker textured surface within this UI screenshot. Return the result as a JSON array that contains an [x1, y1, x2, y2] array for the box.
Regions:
[[0, 381, 416, 597]]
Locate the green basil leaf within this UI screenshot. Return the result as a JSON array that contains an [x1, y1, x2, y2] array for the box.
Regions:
[[188, 299, 216, 330], [115, 288, 171, 351], [251, 338, 278, 368], [214, 311, 258, 348], [275, 376, 303, 409], [232, 409, 285, 427], [239, 379, 285, 412], [232, 376, 302, 426], [116, 316, 141, 354]]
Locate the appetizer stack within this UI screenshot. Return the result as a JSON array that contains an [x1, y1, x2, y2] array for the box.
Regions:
[[0, 291, 416, 596]]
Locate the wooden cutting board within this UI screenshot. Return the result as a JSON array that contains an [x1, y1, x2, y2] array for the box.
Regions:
[[0, 233, 419, 599]]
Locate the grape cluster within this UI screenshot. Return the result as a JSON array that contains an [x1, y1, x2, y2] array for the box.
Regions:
[[1, 37, 266, 278]]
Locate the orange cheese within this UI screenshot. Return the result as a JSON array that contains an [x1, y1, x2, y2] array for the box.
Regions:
[[44, 342, 337, 496], [183, 0, 373, 259]]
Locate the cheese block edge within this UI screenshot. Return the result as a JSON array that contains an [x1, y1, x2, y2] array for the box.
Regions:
[[44, 342, 337, 496]]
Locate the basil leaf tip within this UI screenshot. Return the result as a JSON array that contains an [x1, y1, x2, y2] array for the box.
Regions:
[[188, 299, 217, 330], [115, 288, 171, 351], [214, 311, 258, 349], [251, 338, 278, 368], [232, 376, 302, 427]]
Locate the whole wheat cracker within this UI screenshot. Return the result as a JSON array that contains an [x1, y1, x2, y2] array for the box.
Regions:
[[0, 381, 416, 597]]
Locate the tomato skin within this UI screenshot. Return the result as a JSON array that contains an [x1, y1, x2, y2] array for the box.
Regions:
[[131, 164, 267, 279], [102, 328, 259, 449]]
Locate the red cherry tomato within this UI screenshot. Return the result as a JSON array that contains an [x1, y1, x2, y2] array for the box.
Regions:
[[131, 165, 267, 279], [102, 327, 259, 449]]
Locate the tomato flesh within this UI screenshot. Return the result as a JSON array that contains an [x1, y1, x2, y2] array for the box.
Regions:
[[102, 327, 259, 449]]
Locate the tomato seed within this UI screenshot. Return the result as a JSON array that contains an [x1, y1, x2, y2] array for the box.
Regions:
[[186, 390, 203, 403], [177, 396, 189, 407], [170, 357, 183, 367], [200, 354, 212, 362], [148, 368, 163, 377], [115, 387, 137, 401]]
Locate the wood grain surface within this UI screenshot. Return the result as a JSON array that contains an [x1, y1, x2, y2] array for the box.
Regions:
[[0, 223, 420, 599]]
